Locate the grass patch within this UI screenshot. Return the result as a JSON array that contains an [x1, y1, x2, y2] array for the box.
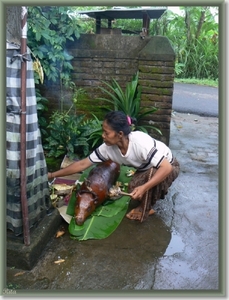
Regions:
[[175, 78, 218, 88]]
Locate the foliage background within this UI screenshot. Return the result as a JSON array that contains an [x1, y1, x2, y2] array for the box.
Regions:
[[26, 6, 218, 159], [27, 6, 218, 83], [70, 6, 218, 81]]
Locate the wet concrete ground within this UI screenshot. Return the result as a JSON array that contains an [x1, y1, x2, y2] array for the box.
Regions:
[[6, 112, 220, 296]]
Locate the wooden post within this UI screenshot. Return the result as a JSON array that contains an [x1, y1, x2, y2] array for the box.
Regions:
[[20, 6, 30, 246], [142, 12, 150, 35], [96, 16, 101, 34]]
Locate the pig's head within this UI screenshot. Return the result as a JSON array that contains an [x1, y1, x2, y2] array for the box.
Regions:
[[74, 190, 98, 226]]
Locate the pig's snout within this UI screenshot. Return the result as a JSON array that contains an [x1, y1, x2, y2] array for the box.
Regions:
[[75, 215, 85, 226]]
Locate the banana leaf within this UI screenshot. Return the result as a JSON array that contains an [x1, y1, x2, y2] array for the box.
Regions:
[[68, 196, 130, 240], [67, 165, 135, 240]]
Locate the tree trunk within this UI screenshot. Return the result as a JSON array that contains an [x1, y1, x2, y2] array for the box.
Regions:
[[6, 6, 21, 44], [184, 7, 191, 44], [195, 7, 207, 40]]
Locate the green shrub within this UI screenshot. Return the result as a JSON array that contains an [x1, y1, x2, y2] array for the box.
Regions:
[[81, 114, 103, 149], [43, 112, 90, 160], [35, 88, 49, 142]]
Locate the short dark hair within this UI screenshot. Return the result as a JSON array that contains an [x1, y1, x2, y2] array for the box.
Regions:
[[104, 111, 136, 136]]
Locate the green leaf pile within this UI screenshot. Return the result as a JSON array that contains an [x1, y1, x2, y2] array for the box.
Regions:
[[67, 165, 135, 240]]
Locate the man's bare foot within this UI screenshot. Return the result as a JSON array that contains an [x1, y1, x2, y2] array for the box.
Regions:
[[126, 207, 155, 221]]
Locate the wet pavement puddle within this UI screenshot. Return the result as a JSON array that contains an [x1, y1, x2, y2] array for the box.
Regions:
[[164, 231, 185, 256]]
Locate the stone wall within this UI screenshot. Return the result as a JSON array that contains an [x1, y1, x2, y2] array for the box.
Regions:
[[41, 34, 175, 144]]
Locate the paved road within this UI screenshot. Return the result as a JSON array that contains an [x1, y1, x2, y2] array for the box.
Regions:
[[172, 82, 218, 117]]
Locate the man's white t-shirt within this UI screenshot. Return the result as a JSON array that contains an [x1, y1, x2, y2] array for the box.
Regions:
[[89, 131, 173, 171]]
